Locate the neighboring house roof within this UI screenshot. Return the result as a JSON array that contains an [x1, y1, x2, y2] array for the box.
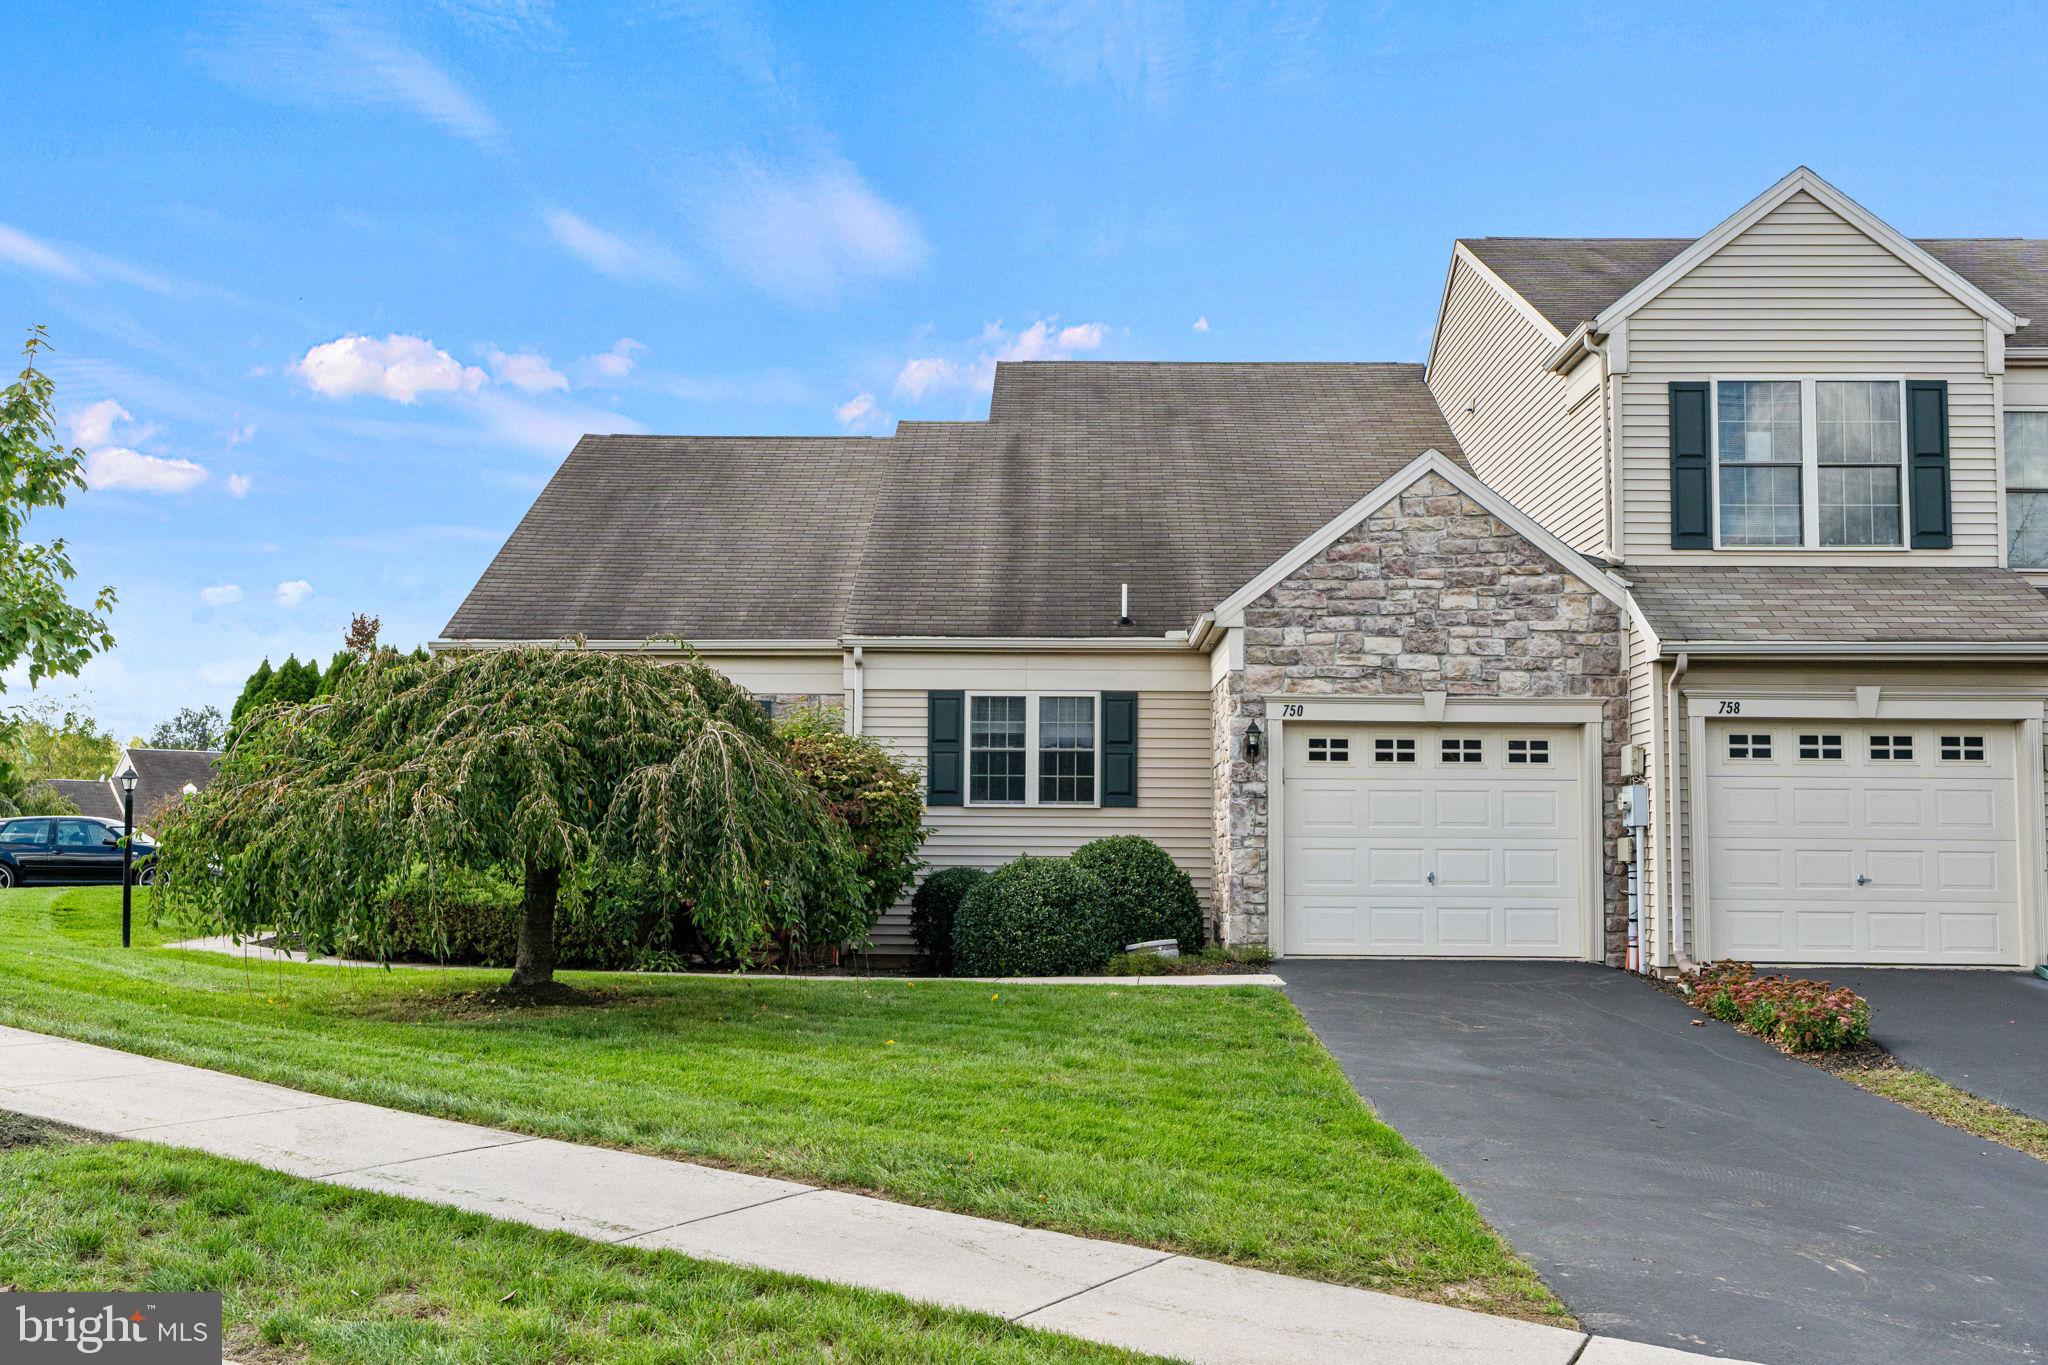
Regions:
[[38, 778, 122, 820], [444, 436, 888, 642], [1462, 236, 2048, 348], [114, 748, 221, 824], [1625, 566, 2048, 648], [444, 362, 1466, 642]]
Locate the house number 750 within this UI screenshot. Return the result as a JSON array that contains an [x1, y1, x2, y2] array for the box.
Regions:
[[1716, 701, 1741, 715], [1280, 704, 1304, 718]]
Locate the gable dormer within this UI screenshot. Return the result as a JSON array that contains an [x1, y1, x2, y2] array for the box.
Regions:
[[1600, 169, 2018, 566], [1437, 168, 2039, 571]]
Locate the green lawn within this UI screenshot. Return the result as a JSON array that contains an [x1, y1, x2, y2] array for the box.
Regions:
[[0, 886, 1561, 1321], [0, 1119, 1155, 1364]]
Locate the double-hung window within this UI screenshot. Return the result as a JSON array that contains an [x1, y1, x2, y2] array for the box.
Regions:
[[2007, 410, 2048, 568], [967, 693, 1098, 806], [1715, 378, 1907, 548]]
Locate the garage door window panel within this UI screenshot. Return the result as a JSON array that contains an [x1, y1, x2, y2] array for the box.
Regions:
[[1797, 733, 1843, 761], [1869, 734, 1913, 761], [1727, 732, 1773, 760], [1373, 737, 1415, 764], [1440, 737, 1483, 765]]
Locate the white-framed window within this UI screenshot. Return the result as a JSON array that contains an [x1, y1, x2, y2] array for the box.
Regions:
[[1940, 734, 1987, 762], [1306, 736, 1351, 764], [1869, 734, 1913, 761], [1714, 378, 1908, 549], [966, 693, 1098, 806], [1797, 732, 1844, 761], [1373, 737, 1416, 764], [1440, 737, 1483, 764], [2007, 410, 2048, 568], [1726, 732, 1773, 760], [1506, 738, 1550, 765]]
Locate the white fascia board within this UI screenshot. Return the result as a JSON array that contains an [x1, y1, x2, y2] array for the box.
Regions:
[[1615, 585, 1664, 660], [1210, 449, 1632, 627], [1652, 639, 2048, 658], [1595, 166, 2021, 335], [1448, 243, 1568, 346], [838, 635, 1195, 653], [429, 637, 842, 655]]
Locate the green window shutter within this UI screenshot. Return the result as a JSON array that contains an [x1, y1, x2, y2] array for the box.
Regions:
[[1906, 380, 1952, 549], [927, 691, 964, 806], [1668, 381, 1713, 549], [1101, 692, 1138, 808]]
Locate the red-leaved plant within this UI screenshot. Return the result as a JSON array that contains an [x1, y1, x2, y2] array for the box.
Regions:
[[1679, 960, 1871, 1053]]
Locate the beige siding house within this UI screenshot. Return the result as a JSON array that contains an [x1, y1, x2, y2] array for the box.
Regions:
[[444, 166, 2048, 975]]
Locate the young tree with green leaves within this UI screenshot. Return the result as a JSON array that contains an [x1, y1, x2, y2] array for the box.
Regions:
[[156, 647, 867, 990], [0, 327, 116, 691]]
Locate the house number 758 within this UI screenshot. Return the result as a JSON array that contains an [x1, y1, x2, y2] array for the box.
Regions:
[[1717, 701, 1741, 715]]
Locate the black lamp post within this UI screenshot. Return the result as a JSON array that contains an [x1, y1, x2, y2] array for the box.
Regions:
[[119, 771, 138, 948]]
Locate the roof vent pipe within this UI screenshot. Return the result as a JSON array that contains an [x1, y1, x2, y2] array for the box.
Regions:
[[1117, 583, 1133, 627]]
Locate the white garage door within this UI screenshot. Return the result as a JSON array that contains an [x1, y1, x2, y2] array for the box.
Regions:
[[1703, 722, 2024, 965], [1281, 724, 1585, 957]]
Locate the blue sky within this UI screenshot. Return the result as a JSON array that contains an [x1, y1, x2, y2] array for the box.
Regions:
[[7, 0, 2046, 740]]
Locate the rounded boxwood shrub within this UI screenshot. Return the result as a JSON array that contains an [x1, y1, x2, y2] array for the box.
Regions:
[[909, 866, 987, 973], [1069, 835, 1205, 954], [951, 856, 1117, 977]]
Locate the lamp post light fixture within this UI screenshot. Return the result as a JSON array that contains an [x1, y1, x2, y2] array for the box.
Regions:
[[120, 771, 138, 949], [1243, 719, 1263, 763]]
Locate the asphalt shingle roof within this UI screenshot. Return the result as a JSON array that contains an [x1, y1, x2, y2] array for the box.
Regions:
[[1625, 566, 2048, 646], [1462, 237, 2048, 347], [445, 363, 1465, 642], [443, 436, 890, 641], [39, 778, 122, 821], [117, 749, 221, 825]]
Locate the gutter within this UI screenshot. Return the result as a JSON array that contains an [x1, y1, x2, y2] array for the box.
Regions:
[[1649, 640, 2048, 659], [429, 637, 841, 655], [1542, 322, 1603, 374], [1187, 612, 1218, 653]]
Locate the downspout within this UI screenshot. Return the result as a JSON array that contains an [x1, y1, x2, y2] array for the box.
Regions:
[[850, 646, 864, 736], [1581, 329, 1620, 562], [1664, 651, 1697, 973]]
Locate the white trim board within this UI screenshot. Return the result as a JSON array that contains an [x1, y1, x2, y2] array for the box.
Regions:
[[1595, 166, 2021, 336], [1210, 449, 1630, 627]]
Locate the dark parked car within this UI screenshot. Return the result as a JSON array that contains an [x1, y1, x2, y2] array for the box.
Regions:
[[0, 816, 157, 888]]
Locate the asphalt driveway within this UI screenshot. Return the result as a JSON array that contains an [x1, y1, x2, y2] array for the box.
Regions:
[[1825, 968, 2048, 1122], [1278, 960, 2048, 1365]]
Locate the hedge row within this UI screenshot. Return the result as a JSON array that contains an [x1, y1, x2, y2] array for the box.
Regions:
[[911, 835, 1206, 977]]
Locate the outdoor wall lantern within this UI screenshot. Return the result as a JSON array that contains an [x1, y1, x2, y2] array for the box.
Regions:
[[1244, 719, 1263, 762]]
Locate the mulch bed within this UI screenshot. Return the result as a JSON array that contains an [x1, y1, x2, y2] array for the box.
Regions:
[[1645, 971, 1901, 1073]]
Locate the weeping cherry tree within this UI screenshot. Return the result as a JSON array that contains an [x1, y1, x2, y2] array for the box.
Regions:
[[153, 646, 865, 989]]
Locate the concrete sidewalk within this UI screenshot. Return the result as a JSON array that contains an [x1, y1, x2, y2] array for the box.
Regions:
[[0, 1024, 1740, 1365]]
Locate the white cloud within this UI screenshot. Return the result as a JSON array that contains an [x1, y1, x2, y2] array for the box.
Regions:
[[200, 3, 502, 150], [833, 391, 889, 433], [226, 473, 253, 497], [893, 317, 1111, 403], [893, 357, 971, 401], [86, 447, 209, 494], [1000, 319, 1106, 362], [0, 223, 89, 282], [1192, 315, 1210, 333], [700, 157, 926, 305], [486, 348, 569, 394], [581, 338, 644, 382], [68, 399, 132, 449], [295, 334, 487, 403], [274, 579, 314, 608], [199, 584, 244, 606], [0, 222, 185, 296], [472, 389, 648, 454], [542, 208, 691, 286]]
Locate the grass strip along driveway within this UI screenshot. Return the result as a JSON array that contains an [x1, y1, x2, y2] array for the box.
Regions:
[[0, 887, 1559, 1322], [0, 1117, 1157, 1364]]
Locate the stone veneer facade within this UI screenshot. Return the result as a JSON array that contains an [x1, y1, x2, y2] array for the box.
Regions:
[[1210, 471, 1629, 963]]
